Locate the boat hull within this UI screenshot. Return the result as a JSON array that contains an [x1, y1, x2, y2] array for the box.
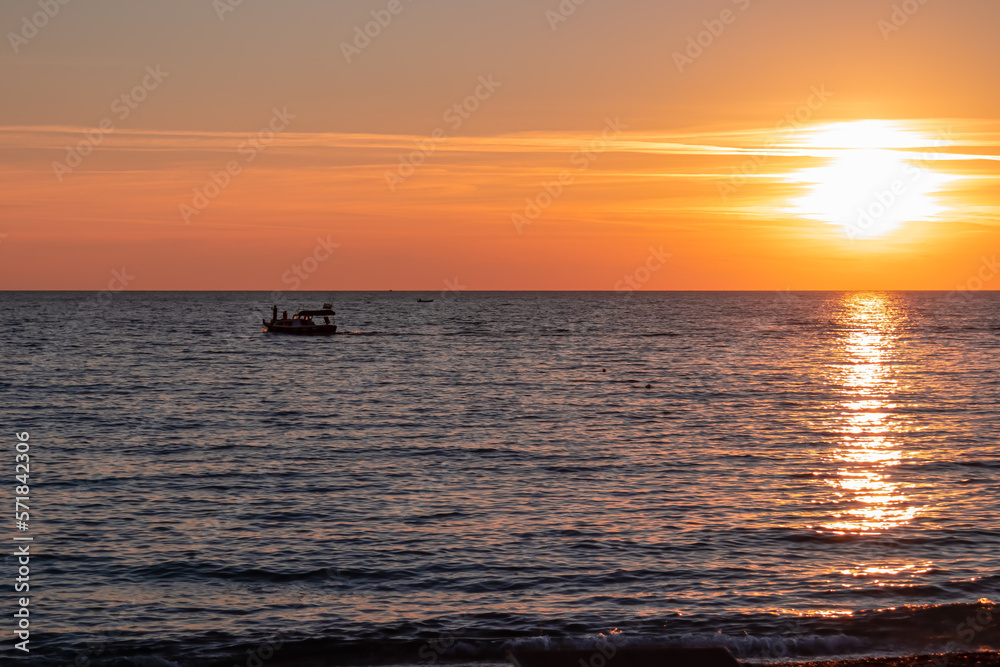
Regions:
[[261, 321, 338, 336]]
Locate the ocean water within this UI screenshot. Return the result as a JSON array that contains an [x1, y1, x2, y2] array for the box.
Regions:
[[2, 291, 999, 667]]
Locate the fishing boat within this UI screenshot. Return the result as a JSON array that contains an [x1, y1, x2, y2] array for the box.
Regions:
[[262, 304, 338, 336], [416, 299, 434, 303]]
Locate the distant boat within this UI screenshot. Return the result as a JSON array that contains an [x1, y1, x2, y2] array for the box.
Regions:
[[262, 304, 337, 336], [417, 299, 434, 303]]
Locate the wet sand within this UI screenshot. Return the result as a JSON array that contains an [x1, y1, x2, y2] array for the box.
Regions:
[[507, 647, 1000, 667], [747, 652, 1000, 667]]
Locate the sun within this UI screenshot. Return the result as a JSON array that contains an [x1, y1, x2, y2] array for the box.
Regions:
[[788, 121, 955, 239]]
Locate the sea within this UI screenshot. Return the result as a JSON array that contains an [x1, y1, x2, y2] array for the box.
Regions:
[[2, 291, 999, 667]]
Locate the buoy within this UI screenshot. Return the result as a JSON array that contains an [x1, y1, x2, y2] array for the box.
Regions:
[[645, 384, 652, 389]]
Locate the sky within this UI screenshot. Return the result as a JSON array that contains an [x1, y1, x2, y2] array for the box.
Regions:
[[1, 0, 999, 290]]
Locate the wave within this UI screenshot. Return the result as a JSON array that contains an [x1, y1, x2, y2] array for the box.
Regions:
[[15, 601, 997, 667]]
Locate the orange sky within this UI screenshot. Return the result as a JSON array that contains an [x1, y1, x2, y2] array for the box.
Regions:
[[1, 0, 999, 290]]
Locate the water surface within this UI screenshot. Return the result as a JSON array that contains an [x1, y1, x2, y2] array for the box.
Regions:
[[2, 291, 998, 666]]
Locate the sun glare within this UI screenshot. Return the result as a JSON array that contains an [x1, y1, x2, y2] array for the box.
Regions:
[[801, 120, 931, 150], [788, 121, 955, 239]]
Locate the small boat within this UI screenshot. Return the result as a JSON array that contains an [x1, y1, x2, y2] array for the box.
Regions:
[[417, 298, 434, 303], [262, 304, 337, 336]]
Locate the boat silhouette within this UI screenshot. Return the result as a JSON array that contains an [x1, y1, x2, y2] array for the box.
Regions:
[[262, 303, 337, 336]]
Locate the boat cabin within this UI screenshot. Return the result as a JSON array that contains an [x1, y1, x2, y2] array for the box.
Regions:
[[263, 304, 337, 336]]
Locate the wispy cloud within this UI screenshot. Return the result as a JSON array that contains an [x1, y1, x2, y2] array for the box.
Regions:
[[4, 121, 999, 166]]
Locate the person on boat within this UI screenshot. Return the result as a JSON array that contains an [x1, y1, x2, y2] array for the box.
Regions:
[[282, 310, 288, 322], [271, 305, 277, 323]]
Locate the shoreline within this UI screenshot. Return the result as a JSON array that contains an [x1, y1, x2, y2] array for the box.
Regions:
[[252, 651, 1000, 667], [747, 652, 1000, 667], [506, 647, 1000, 667]]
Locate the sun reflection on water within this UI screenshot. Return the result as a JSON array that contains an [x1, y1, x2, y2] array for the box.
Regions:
[[822, 294, 923, 535]]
